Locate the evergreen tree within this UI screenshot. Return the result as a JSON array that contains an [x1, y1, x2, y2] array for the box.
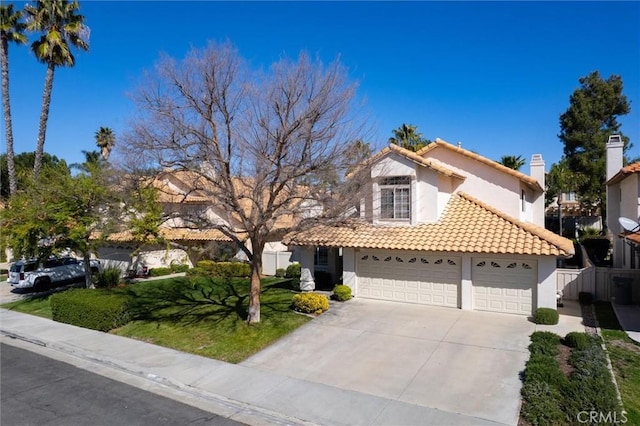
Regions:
[[559, 71, 631, 224]]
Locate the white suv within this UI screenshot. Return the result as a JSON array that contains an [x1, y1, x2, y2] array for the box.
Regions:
[[8, 257, 101, 292]]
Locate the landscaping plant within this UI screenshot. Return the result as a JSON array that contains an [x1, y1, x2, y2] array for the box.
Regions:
[[291, 293, 329, 314], [533, 308, 559, 325]]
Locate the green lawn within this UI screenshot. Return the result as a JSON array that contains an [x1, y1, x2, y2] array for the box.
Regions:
[[2, 294, 53, 319], [595, 302, 640, 425], [2, 275, 311, 364]]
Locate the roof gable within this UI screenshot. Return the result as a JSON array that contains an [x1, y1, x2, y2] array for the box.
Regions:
[[352, 144, 466, 180], [418, 139, 542, 192]]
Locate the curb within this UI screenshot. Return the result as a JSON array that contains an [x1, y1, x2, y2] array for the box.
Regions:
[[1, 327, 316, 426]]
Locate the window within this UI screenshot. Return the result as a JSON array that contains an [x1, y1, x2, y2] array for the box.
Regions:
[[521, 190, 526, 212], [563, 192, 577, 202], [379, 176, 410, 220], [315, 247, 328, 267]]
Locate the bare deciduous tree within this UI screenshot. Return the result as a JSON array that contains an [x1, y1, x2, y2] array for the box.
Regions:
[[120, 41, 371, 324]]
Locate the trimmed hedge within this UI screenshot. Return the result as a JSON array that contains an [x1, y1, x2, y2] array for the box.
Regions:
[[564, 332, 592, 350], [275, 268, 286, 278], [50, 289, 130, 332], [332, 284, 352, 301], [292, 293, 329, 315], [534, 308, 559, 325], [170, 263, 190, 273], [149, 267, 172, 277], [521, 330, 623, 426], [285, 263, 301, 278], [193, 261, 251, 277]]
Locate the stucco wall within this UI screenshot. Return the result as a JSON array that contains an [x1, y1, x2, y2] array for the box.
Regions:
[[426, 149, 525, 219], [537, 256, 558, 309]]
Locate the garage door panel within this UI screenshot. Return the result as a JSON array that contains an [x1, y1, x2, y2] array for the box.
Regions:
[[473, 258, 536, 315], [357, 251, 460, 308]]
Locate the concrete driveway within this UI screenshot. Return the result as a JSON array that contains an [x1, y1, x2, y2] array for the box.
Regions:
[[242, 298, 540, 426]]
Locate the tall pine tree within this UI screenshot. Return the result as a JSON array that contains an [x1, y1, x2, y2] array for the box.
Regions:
[[559, 71, 631, 224]]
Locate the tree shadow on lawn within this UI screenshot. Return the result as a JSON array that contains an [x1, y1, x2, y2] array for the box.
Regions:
[[125, 276, 293, 326]]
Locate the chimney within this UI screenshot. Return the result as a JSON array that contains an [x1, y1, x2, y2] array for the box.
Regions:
[[606, 135, 624, 181], [606, 135, 624, 266], [530, 154, 545, 227]]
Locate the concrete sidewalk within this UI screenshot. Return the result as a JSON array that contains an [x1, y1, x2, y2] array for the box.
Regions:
[[0, 309, 505, 426]]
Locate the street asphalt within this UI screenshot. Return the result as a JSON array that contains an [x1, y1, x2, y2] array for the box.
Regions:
[[0, 296, 589, 426], [1, 342, 243, 426]]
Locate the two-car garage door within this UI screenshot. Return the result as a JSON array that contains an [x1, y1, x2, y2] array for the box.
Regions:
[[356, 251, 536, 315], [357, 251, 460, 307]]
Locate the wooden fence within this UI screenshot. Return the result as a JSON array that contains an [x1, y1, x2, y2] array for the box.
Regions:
[[557, 267, 640, 302]]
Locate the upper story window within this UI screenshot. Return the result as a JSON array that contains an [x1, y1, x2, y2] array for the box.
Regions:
[[380, 176, 411, 220], [563, 192, 577, 202]]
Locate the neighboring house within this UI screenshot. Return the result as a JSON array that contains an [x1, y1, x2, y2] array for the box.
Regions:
[[97, 170, 295, 273], [286, 139, 574, 316], [606, 135, 640, 270], [545, 192, 602, 239]]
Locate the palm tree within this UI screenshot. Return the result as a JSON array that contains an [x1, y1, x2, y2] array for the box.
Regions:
[[24, 0, 89, 179], [1, 4, 27, 196], [546, 159, 587, 237], [499, 155, 526, 171], [95, 126, 115, 161], [389, 123, 430, 152]]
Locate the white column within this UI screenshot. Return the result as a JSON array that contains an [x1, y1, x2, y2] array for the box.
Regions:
[[342, 248, 357, 295], [537, 257, 557, 310], [460, 256, 472, 310], [529, 154, 545, 227]]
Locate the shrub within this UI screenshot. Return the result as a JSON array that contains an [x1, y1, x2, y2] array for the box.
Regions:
[[564, 332, 593, 350], [332, 284, 352, 301], [529, 331, 561, 356], [149, 267, 172, 277], [292, 293, 329, 315], [214, 262, 250, 277], [51, 289, 130, 332], [170, 263, 190, 273], [194, 261, 250, 277], [534, 308, 559, 325], [94, 267, 122, 289], [520, 382, 565, 426], [285, 263, 301, 278], [578, 291, 593, 305], [275, 268, 286, 278], [562, 343, 620, 418], [523, 354, 568, 388], [196, 260, 216, 270]]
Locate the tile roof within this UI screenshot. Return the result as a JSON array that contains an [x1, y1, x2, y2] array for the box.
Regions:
[[417, 139, 543, 192], [285, 192, 574, 256], [99, 228, 232, 243], [606, 161, 640, 185]]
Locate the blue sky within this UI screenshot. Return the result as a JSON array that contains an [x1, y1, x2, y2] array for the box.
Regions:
[[6, 1, 640, 171]]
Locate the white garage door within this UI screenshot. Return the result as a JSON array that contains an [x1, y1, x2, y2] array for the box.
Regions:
[[357, 251, 460, 307], [472, 258, 536, 315]]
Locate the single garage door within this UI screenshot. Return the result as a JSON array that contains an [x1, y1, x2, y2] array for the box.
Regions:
[[357, 251, 460, 307], [472, 258, 536, 315]]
